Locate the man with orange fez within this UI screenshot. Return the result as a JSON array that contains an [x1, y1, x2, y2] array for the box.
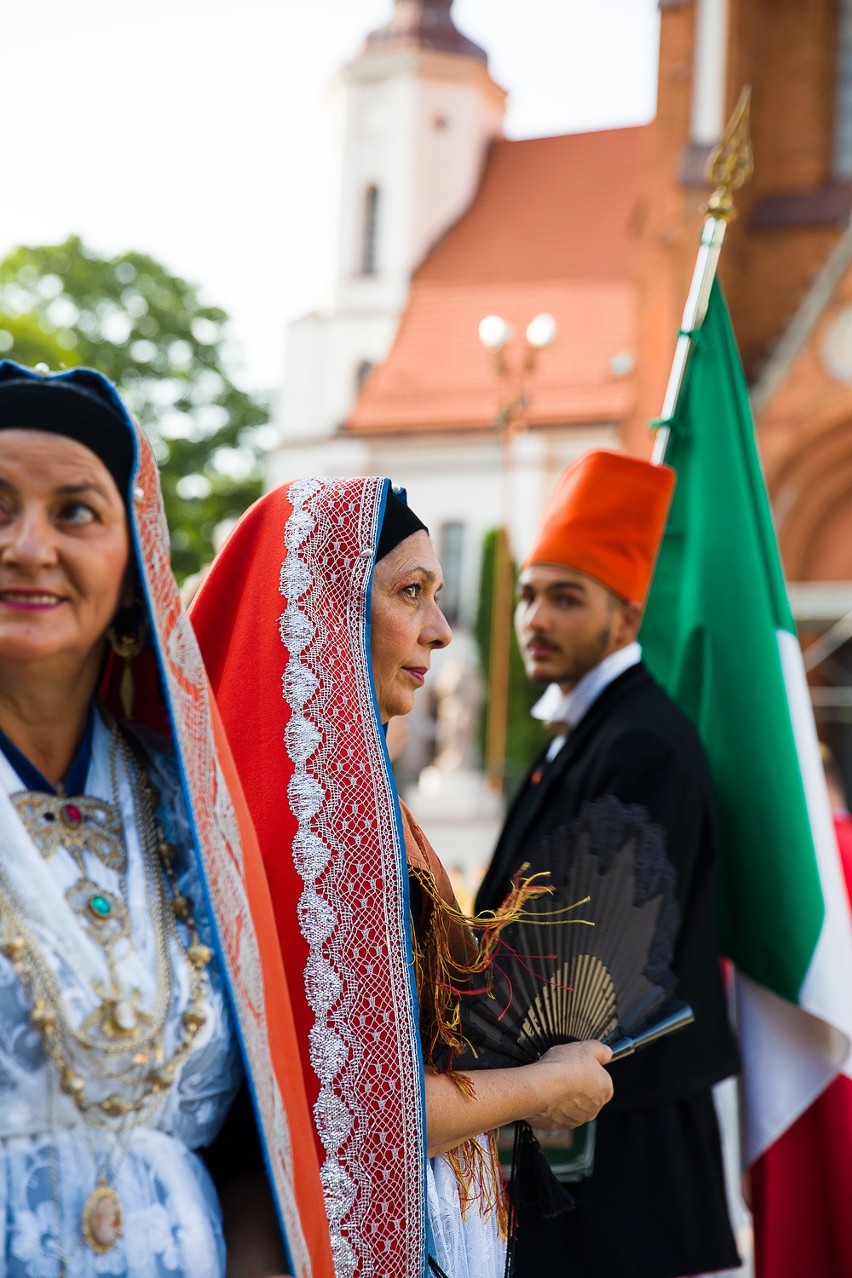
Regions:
[[476, 451, 740, 1277]]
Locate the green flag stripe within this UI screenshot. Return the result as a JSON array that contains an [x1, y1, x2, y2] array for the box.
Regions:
[[709, 299, 797, 638], [641, 280, 824, 1001]]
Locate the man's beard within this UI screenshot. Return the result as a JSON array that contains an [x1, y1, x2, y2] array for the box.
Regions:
[[529, 620, 615, 689]]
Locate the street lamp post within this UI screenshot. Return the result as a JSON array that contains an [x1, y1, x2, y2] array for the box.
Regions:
[[478, 312, 557, 790]]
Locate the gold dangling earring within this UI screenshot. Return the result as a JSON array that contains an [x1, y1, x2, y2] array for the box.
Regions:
[[106, 624, 148, 718]]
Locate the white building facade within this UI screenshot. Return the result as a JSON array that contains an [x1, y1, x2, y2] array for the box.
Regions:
[[269, 0, 506, 488]]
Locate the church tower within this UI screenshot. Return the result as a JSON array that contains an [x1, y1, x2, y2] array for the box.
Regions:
[[270, 0, 506, 479]]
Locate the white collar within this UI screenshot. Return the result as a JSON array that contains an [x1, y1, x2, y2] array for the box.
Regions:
[[531, 642, 642, 733]]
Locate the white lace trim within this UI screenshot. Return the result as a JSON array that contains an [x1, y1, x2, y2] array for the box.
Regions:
[[280, 478, 426, 1278]]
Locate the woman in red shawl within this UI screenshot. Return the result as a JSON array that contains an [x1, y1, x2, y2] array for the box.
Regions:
[[190, 478, 613, 1278]]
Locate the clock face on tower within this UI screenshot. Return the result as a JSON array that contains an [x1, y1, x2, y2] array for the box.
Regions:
[[821, 305, 852, 384]]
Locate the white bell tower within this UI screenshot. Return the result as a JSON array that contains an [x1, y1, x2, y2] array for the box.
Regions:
[[270, 0, 506, 480]]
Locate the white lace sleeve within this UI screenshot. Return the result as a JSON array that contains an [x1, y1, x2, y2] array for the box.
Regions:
[[427, 1141, 507, 1278]]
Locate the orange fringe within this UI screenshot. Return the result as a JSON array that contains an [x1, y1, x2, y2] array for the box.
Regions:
[[444, 1128, 509, 1238], [411, 864, 565, 1067], [410, 864, 558, 1238]]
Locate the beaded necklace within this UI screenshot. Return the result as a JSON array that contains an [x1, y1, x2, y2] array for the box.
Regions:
[[2, 721, 212, 1256]]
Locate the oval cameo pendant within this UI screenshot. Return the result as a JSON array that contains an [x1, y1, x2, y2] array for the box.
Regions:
[[82, 1182, 123, 1253]]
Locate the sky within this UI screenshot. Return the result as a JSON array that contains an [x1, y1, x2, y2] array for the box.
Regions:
[[5, 0, 660, 392]]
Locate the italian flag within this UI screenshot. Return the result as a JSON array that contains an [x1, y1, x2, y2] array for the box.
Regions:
[[640, 279, 852, 1275]]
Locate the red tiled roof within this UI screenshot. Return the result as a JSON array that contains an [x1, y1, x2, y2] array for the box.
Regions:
[[347, 127, 648, 435]]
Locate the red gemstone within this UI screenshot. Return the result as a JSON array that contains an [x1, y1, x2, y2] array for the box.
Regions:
[[61, 804, 82, 826]]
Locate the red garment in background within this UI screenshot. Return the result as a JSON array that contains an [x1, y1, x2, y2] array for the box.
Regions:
[[752, 812, 852, 1278], [833, 811, 852, 898]]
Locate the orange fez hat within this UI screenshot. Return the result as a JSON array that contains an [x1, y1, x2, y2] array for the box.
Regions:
[[523, 450, 676, 602]]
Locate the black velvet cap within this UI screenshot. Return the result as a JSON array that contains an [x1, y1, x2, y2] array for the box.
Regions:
[[0, 366, 134, 498], [377, 487, 428, 560]]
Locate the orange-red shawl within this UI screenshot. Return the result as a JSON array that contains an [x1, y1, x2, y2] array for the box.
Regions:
[[191, 479, 430, 1277]]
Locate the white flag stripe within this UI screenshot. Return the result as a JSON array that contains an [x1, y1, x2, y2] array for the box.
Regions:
[[777, 630, 852, 1048], [732, 632, 852, 1166], [733, 972, 845, 1164]]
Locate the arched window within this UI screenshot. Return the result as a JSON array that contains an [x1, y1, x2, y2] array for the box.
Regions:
[[355, 359, 375, 394], [438, 521, 465, 624], [362, 185, 380, 275]]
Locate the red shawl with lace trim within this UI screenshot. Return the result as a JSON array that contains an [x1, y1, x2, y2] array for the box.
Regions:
[[191, 478, 428, 1278]]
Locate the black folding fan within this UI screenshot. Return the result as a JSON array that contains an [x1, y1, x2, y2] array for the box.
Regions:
[[442, 794, 693, 1075]]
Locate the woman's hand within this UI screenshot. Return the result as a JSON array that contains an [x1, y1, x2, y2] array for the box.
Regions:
[[425, 1040, 614, 1156], [521, 1040, 613, 1131]]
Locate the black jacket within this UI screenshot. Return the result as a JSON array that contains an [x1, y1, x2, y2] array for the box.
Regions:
[[476, 661, 739, 1111]]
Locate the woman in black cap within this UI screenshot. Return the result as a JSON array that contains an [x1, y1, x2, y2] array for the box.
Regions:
[[0, 362, 333, 1278]]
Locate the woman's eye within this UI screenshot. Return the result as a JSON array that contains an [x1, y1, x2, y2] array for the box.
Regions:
[[58, 501, 97, 526], [401, 583, 420, 599]]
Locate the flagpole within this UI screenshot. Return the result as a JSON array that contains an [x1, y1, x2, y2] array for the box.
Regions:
[[653, 88, 754, 464]]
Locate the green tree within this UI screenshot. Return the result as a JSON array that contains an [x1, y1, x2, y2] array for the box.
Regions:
[[475, 528, 545, 798], [0, 236, 266, 579]]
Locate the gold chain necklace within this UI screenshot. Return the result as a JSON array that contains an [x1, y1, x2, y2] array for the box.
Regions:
[[11, 732, 177, 1060], [2, 723, 213, 1256]]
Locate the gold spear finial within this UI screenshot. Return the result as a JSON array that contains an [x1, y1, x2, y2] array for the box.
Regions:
[[703, 86, 753, 221]]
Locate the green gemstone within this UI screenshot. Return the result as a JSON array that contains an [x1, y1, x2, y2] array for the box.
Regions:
[[89, 894, 112, 918]]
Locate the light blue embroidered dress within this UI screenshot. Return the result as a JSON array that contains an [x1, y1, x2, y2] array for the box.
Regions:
[[0, 713, 242, 1278]]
